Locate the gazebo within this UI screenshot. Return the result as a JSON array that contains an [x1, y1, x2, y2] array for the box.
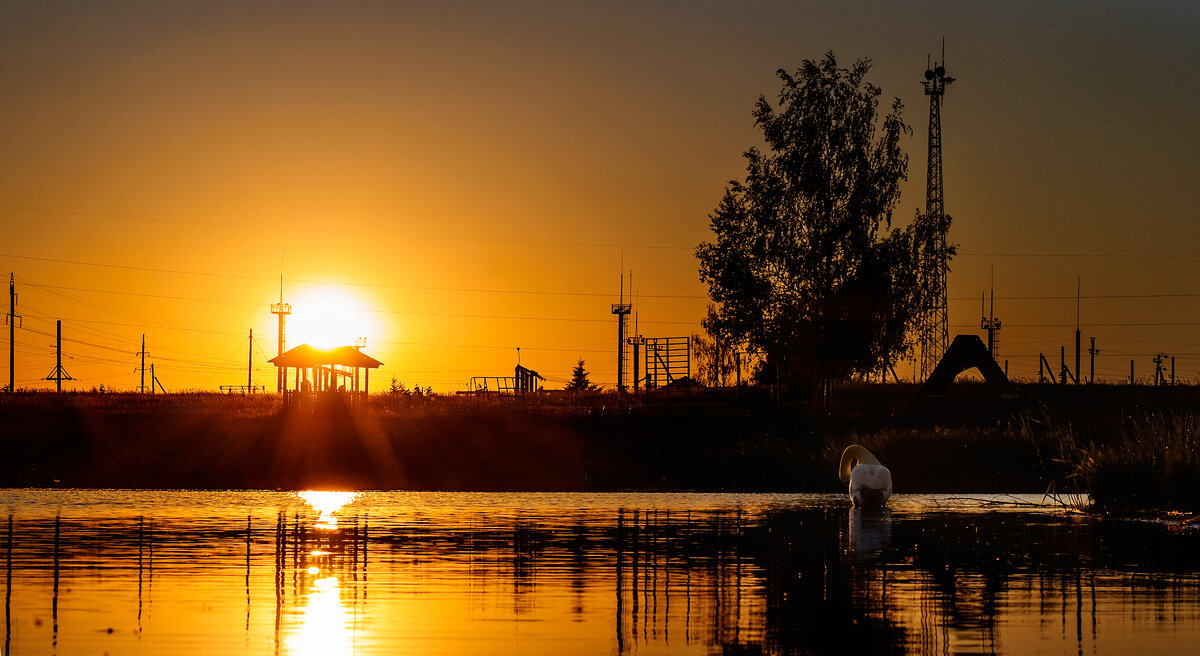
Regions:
[[269, 344, 383, 401]]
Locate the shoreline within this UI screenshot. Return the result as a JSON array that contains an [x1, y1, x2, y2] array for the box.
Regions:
[[2, 383, 1196, 508]]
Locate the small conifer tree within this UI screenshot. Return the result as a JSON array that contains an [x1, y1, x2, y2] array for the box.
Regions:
[[565, 359, 599, 393]]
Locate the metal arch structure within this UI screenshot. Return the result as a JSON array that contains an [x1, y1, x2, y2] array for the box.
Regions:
[[917, 57, 954, 381]]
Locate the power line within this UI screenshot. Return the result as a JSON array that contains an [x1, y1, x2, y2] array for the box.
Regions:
[[0, 204, 693, 251], [4, 254, 704, 299], [18, 278, 700, 326], [23, 283, 264, 307], [950, 292, 1200, 301], [18, 324, 135, 356], [372, 308, 695, 325], [373, 339, 610, 354], [953, 321, 1200, 328], [960, 251, 1200, 259]]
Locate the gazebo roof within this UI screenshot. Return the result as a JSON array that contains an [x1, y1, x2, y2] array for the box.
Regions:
[[268, 344, 383, 369]]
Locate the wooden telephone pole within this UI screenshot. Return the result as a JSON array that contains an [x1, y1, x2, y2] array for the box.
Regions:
[[7, 274, 19, 392]]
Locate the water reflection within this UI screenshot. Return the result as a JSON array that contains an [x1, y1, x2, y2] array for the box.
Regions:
[[0, 491, 1198, 655], [297, 491, 358, 530], [289, 575, 349, 656], [846, 508, 893, 562]]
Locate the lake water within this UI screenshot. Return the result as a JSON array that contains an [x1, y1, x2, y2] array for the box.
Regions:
[[1, 490, 1198, 655]]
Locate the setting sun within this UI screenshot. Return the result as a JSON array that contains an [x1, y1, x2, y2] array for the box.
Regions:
[[288, 289, 376, 350]]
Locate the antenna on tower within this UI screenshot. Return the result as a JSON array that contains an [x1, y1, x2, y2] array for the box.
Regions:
[[980, 266, 1001, 359], [916, 41, 955, 380]]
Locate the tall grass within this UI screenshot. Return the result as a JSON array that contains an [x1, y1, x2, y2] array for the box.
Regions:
[[1074, 413, 1200, 512]]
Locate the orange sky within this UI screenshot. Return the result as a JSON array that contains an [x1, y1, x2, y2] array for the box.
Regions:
[[3, 1, 1199, 391]]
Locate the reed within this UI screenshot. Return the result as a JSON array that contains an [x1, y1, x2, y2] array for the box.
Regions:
[[1073, 412, 1200, 512]]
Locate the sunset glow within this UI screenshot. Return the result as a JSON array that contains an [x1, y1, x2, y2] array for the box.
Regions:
[[1, 2, 1197, 391], [298, 491, 359, 530], [287, 289, 375, 350]]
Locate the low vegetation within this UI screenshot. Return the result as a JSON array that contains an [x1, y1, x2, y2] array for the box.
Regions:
[[1060, 412, 1200, 512], [1, 383, 1197, 512]]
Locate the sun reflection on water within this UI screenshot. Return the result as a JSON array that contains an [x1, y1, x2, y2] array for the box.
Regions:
[[298, 491, 359, 529], [287, 574, 352, 656], [289, 491, 359, 656]]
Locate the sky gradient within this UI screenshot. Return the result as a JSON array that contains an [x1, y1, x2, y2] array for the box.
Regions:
[[2, 0, 1198, 390]]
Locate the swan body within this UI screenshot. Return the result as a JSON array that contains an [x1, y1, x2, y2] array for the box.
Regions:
[[839, 445, 892, 508]]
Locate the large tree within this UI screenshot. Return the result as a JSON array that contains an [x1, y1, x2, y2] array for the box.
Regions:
[[697, 53, 943, 392]]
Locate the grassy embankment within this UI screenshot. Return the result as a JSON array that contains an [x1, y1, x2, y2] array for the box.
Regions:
[[1, 383, 1197, 510]]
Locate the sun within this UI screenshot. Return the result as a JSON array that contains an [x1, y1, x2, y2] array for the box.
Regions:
[[288, 288, 375, 349]]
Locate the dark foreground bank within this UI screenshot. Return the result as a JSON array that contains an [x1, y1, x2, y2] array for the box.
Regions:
[[1, 383, 1197, 508]]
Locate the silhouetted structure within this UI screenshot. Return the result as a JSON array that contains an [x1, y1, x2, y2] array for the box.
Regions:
[[920, 334, 1013, 398], [980, 290, 1001, 358], [612, 275, 632, 392], [465, 365, 544, 398], [917, 51, 954, 380], [644, 336, 690, 392], [270, 278, 291, 394], [269, 343, 382, 402], [42, 320, 72, 392], [515, 364, 544, 394], [6, 273, 18, 393]]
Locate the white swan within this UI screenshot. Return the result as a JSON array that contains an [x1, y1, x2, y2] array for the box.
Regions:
[[839, 445, 892, 508]]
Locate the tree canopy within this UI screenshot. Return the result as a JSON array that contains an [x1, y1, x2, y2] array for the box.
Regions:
[[697, 52, 947, 390]]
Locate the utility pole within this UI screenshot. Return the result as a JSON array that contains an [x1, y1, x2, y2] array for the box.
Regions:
[[6, 274, 10, 393], [7, 274, 20, 393], [1153, 353, 1167, 386], [138, 334, 148, 393], [1080, 278, 1089, 386], [56, 320, 63, 392], [1059, 346, 1077, 384], [248, 329, 254, 392], [628, 335, 642, 393], [917, 45, 954, 380], [1088, 337, 1098, 384], [6, 273, 23, 393], [44, 320, 72, 392]]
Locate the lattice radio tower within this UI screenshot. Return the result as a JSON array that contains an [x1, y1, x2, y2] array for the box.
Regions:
[[917, 48, 954, 380], [270, 275, 291, 393]]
